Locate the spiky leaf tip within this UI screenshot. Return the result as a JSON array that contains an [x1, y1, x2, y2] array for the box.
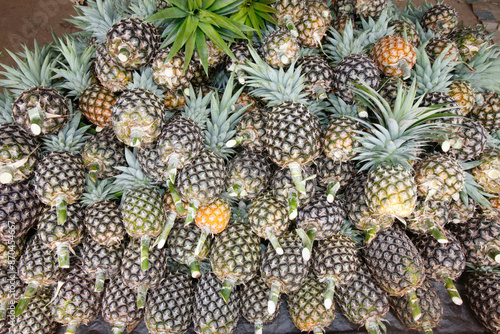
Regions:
[[113, 148, 153, 190], [0, 89, 14, 124], [127, 67, 165, 98], [455, 44, 500, 93], [81, 176, 121, 205], [42, 111, 91, 154], [229, 0, 278, 39]]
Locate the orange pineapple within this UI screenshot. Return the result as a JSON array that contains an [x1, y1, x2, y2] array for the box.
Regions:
[[193, 198, 231, 256], [371, 35, 416, 79], [448, 80, 476, 116], [79, 85, 117, 129]]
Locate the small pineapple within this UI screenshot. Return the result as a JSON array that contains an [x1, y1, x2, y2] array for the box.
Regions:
[[95, 43, 134, 92], [371, 35, 416, 79], [261, 27, 300, 69], [473, 147, 500, 195], [424, 37, 459, 62]]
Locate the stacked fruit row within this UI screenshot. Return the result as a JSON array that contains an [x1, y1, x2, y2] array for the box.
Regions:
[[0, 0, 500, 333]]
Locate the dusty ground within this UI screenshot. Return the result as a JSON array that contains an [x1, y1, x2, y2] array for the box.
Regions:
[[0, 0, 498, 68]]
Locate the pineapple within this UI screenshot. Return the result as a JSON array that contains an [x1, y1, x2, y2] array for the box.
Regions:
[[114, 149, 167, 271], [144, 271, 194, 334], [295, 194, 345, 260], [34, 113, 90, 228], [15, 236, 61, 316], [473, 147, 500, 195], [471, 91, 500, 133], [389, 280, 443, 333], [287, 274, 336, 333], [240, 275, 281, 334], [152, 48, 196, 91], [312, 232, 360, 310], [211, 218, 261, 302], [448, 24, 491, 61], [448, 80, 476, 116], [94, 43, 134, 92], [10, 287, 58, 334], [412, 233, 466, 305], [388, 19, 420, 47], [406, 199, 449, 243], [371, 35, 416, 79], [0, 267, 23, 319], [335, 265, 390, 334], [82, 236, 123, 292], [363, 226, 426, 321], [102, 274, 144, 334], [0, 181, 42, 242], [355, 0, 388, 19], [51, 267, 101, 334], [262, 27, 300, 68], [226, 107, 267, 151], [168, 220, 211, 278], [315, 155, 357, 202], [424, 37, 459, 62], [378, 77, 409, 107], [193, 272, 240, 334], [420, 4, 458, 36], [81, 128, 126, 182], [296, 54, 334, 100], [295, 0, 332, 47], [248, 191, 290, 255], [81, 177, 125, 247], [261, 232, 310, 315], [120, 239, 168, 308], [445, 118, 488, 162]]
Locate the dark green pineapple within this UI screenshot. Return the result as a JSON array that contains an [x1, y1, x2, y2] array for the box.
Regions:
[[144, 271, 194, 334], [296, 55, 334, 99], [420, 4, 458, 36]]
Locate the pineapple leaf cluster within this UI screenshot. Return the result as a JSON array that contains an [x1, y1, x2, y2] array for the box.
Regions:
[[127, 67, 165, 99], [42, 112, 92, 153], [454, 44, 500, 93], [0, 41, 58, 95], [147, 0, 254, 75], [323, 21, 367, 66], [126, 0, 159, 20], [0, 89, 14, 124], [325, 93, 359, 118], [229, 0, 278, 39], [183, 85, 213, 130], [53, 35, 96, 98], [359, 9, 395, 47], [81, 176, 122, 206], [401, 0, 435, 23], [113, 148, 153, 190], [460, 161, 494, 208]]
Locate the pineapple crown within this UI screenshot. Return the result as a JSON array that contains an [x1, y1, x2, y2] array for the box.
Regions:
[[230, 200, 250, 224], [323, 20, 367, 66], [52, 35, 96, 98], [340, 220, 364, 246], [205, 73, 249, 159], [325, 93, 359, 118], [401, 0, 435, 24], [126, 0, 159, 21], [113, 148, 155, 190], [415, 20, 439, 44], [67, 0, 128, 44], [359, 9, 396, 47], [182, 85, 213, 130], [0, 90, 14, 125], [237, 45, 309, 106], [460, 161, 493, 209], [412, 42, 458, 95], [0, 41, 59, 95], [81, 176, 121, 206], [127, 67, 165, 99], [454, 44, 500, 93], [465, 262, 500, 274], [352, 80, 450, 171], [42, 111, 92, 154]]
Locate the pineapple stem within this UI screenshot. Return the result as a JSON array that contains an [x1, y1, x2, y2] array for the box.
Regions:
[[365, 318, 384, 334], [140, 235, 151, 272], [399, 59, 411, 79], [194, 229, 209, 257], [268, 282, 281, 315], [65, 322, 80, 334], [118, 48, 130, 62], [324, 277, 337, 310], [155, 211, 177, 249], [14, 281, 38, 316], [27, 107, 43, 135], [189, 259, 201, 278], [221, 277, 237, 303], [166, 153, 179, 184], [112, 326, 126, 334], [296, 228, 315, 261], [56, 196, 68, 225], [185, 200, 200, 226], [423, 325, 434, 334], [168, 181, 185, 215], [88, 164, 100, 183], [0, 167, 14, 184], [425, 219, 448, 244], [0, 301, 6, 319], [313, 85, 327, 100], [488, 248, 500, 264], [136, 285, 148, 309], [56, 242, 71, 268], [282, 14, 298, 37], [94, 269, 106, 293], [326, 181, 340, 203], [441, 272, 462, 305], [407, 289, 423, 321], [365, 226, 380, 243], [226, 131, 253, 148], [130, 127, 142, 147], [288, 162, 305, 195], [266, 230, 283, 255], [312, 328, 323, 334], [288, 190, 299, 220], [226, 183, 248, 198], [254, 321, 264, 334]]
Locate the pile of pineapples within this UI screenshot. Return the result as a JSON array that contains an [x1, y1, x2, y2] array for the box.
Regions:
[[1, 0, 500, 333]]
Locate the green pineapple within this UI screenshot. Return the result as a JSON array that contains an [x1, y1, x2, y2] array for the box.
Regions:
[[388, 19, 421, 47], [82, 236, 123, 292], [287, 274, 336, 333], [315, 155, 357, 202], [152, 48, 197, 92], [261, 27, 300, 69], [94, 43, 134, 92], [473, 147, 500, 195], [471, 91, 500, 133], [51, 267, 101, 334], [144, 271, 194, 334], [15, 236, 61, 315], [192, 272, 240, 334], [102, 274, 144, 334], [446, 118, 488, 162], [424, 37, 459, 62], [10, 287, 58, 334]]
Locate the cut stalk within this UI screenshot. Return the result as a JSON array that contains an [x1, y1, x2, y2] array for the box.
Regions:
[[136, 285, 148, 309], [112, 326, 125, 334], [425, 220, 448, 244], [365, 318, 384, 334], [56, 196, 68, 225], [365, 226, 379, 244], [88, 164, 100, 183], [221, 277, 237, 303], [324, 277, 336, 310], [155, 211, 176, 249], [57, 242, 71, 268], [441, 273, 462, 305], [313, 85, 327, 100], [28, 107, 43, 135], [288, 190, 299, 220], [168, 181, 185, 215], [296, 228, 312, 261], [326, 181, 340, 203], [268, 282, 281, 315], [185, 200, 200, 225], [267, 231, 283, 255], [226, 131, 253, 148], [189, 259, 201, 278], [0, 167, 13, 184], [423, 325, 434, 334], [488, 248, 500, 263], [94, 269, 106, 293], [140, 235, 151, 271], [130, 128, 142, 147], [118, 48, 130, 62], [313, 328, 323, 334], [289, 162, 305, 195], [227, 183, 247, 198], [194, 230, 209, 257], [14, 281, 39, 316], [65, 322, 80, 334], [254, 320, 264, 334], [0, 300, 6, 319], [399, 59, 411, 79], [282, 15, 298, 37], [166, 153, 179, 184], [407, 289, 422, 321]]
